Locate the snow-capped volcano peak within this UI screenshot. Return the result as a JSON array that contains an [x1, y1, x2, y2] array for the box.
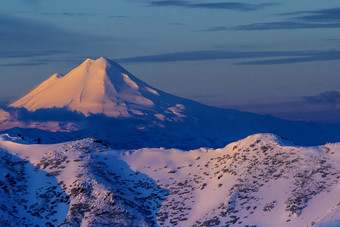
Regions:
[[10, 57, 163, 117], [7, 57, 340, 149]]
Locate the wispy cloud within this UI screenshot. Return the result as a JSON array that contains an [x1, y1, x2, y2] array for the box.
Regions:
[[236, 50, 340, 65], [0, 56, 94, 67], [201, 6, 340, 31], [201, 22, 340, 31], [0, 50, 62, 58], [148, 0, 277, 11], [198, 26, 229, 31], [234, 22, 340, 30], [0, 14, 111, 66], [0, 62, 44, 67], [17, 11, 97, 17], [116, 49, 340, 65], [288, 7, 340, 22], [169, 22, 184, 26], [117, 50, 290, 63], [108, 15, 127, 18], [304, 91, 340, 106], [0, 14, 98, 51], [17, 10, 128, 19]]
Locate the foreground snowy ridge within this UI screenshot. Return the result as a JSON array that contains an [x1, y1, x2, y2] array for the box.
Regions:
[[0, 133, 339, 226]]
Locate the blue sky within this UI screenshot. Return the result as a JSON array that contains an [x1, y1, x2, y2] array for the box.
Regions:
[[0, 0, 340, 122]]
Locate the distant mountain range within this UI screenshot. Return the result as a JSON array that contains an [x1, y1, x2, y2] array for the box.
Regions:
[[0, 57, 339, 149]]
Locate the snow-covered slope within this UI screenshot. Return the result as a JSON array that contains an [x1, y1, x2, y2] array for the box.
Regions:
[[0, 133, 339, 226], [122, 134, 340, 227], [0, 137, 69, 226], [11, 57, 165, 118], [10, 57, 193, 126], [0, 134, 168, 226]]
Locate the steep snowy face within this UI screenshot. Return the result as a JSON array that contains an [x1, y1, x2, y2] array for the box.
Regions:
[[10, 57, 162, 118], [122, 134, 340, 227]]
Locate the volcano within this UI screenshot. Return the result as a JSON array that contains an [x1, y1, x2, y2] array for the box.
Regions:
[[5, 57, 340, 149], [11, 58, 174, 118]]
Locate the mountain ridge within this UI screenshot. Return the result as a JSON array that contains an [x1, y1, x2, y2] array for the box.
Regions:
[[0, 133, 339, 226]]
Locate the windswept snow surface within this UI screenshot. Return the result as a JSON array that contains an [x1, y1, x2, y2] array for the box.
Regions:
[[0, 133, 339, 226]]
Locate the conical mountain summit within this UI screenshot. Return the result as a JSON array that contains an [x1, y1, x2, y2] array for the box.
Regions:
[[11, 57, 172, 118], [7, 57, 340, 148]]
